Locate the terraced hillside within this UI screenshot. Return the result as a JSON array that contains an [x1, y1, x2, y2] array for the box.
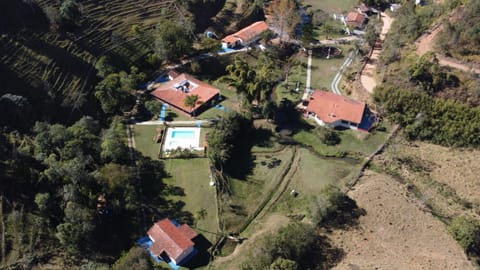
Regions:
[[0, 0, 209, 122]]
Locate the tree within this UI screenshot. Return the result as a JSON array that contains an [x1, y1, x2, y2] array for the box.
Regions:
[[184, 94, 200, 116], [300, 23, 316, 47], [112, 247, 153, 270], [199, 36, 221, 54], [448, 216, 480, 254], [101, 118, 129, 163], [95, 56, 115, 78], [320, 23, 335, 40], [56, 201, 94, 255], [154, 19, 193, 62], [270, 258, 298, 270], [44, 6, 61, 30], [266, 0, 301, 43], [60, 0, 81, 24]]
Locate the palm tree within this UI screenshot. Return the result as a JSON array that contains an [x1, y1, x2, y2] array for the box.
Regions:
[[184, 94, 199, 117]]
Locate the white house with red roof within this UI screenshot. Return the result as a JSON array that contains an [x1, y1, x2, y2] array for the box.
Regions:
[[305, 91, 377, 131], [146, 218, 198, 265], [221, 21, 270, 49], [151, 73, 220, 117]]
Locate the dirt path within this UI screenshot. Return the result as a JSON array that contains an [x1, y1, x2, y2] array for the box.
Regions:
[[211, 214, 290, 268], [360, 13, 394, 93], [415, 15, 480, 74], [330, 170, 474, 270]]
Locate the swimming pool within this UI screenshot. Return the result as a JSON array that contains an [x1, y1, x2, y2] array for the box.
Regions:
[[163, 127, 202, 152], [171, 130, 195, 139]]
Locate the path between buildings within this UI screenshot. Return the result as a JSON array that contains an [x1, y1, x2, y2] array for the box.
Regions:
[[360, 12, 394, 93], [303, 49, 313, 101], [331, 50, 356, 95]]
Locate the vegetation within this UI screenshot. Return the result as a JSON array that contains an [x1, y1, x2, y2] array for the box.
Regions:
[[437, 0, 480, 60], [448, 216, 480, 256], [265, 0, 301, 43], [154, 19, 194, 62]]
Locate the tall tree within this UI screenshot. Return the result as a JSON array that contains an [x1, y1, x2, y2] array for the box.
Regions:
[[266, 0, 301, 43], [154, 19, 193, 62]]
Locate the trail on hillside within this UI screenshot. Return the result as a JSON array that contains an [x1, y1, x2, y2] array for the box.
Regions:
[[415, 14, 480, 74], [360, 12, 394, 93]]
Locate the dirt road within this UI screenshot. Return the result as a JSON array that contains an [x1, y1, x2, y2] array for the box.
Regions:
[[415, 16, 480, 74], [360, 13, 394, 93], [330, 171, 475, 270]]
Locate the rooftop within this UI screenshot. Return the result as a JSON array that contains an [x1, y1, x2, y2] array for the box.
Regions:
[[306, 90, 366, 124], [147, 218, 198, 262], [222, 21, 269, 44], [151, 73, 220, 114], [346, 12, 366, 28]]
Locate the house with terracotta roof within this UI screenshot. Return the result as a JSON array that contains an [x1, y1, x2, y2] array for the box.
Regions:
[[146, 218, 198, 266], [304, 91, 377, 131], [221, 21, 270, 49], [345, 12, 367, 29], [151, 73, 220, 117]]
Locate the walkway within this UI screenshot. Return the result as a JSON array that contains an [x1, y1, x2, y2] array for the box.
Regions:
[[302, 49, 313, 101], [331, 50, 356, 95], [360, 12, 394, 93]]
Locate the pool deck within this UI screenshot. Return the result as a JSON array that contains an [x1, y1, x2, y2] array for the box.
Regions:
[[163, 127, 203, 152]]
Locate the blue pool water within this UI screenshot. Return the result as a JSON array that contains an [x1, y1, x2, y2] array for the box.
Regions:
[[171, 130, 195, 139]]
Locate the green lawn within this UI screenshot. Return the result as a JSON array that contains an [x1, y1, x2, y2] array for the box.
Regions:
[[301, 0, 356, 13], [293, 121, 392, 157], [274, 148, 360, 216], [163, 158, 219, 242], [222, 147, 296, 232], [133, 124, 162, 159], [276, 54, 307, 104]]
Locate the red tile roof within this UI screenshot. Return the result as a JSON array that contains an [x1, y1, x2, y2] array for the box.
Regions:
[[306, 91, 365, 124], [147, 218, 198, 262], [222, 21, 269, 44], [151, 73, 220, 114], [346, 12, 366, 28]]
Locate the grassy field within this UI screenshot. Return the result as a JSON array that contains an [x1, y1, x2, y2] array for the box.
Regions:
[[163, 158, 219, 241], [274, 148, 360, 215], [293, 121, 393, 157], [133, 124, 162, 159], [221, 147, 296, 232], [301, 0, 357, 13]]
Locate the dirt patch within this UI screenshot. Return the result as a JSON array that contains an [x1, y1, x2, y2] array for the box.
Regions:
[[329, 170, 474, 270]]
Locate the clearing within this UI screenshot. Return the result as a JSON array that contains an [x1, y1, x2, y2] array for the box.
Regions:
[[329, 170, 474, 270], [301, 0, 356, 13]]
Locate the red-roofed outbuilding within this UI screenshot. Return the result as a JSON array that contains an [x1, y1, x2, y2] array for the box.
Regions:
[[346, 12, 367, 29], [222, 21, 270, 49], [147, 218, 198, 265], [305, 91, 376, 131], [151, 73, 220, 116]]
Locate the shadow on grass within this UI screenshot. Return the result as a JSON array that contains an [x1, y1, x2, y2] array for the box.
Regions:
[[183, 234, 212, 269], [224, 126, 273, 180]]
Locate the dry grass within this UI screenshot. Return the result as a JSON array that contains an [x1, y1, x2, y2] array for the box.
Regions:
[[329, 170, 474, 270]]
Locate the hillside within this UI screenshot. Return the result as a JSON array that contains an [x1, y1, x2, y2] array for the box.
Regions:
[[0, 0, 225, 124]]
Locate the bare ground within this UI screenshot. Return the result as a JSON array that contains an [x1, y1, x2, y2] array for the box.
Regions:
[[360, 12, 394, 93], [329, 170, 474, 270]]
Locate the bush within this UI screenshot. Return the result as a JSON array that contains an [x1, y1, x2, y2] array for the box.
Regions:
[[315, 126, 341, 146], [448, 216, 480, 255]]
